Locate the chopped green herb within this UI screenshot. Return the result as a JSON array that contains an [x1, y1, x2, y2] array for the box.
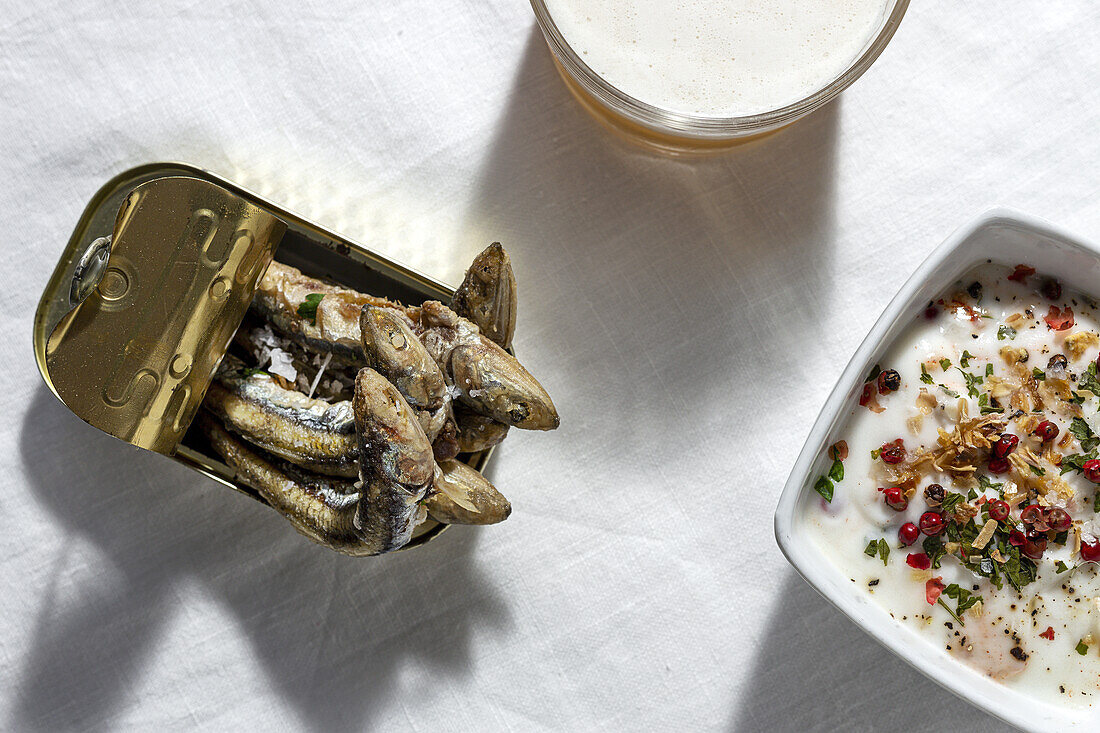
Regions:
[[296, 293, 325, 323], [943, 584, 982, 616], [863, 538, 890, 566], [1056, 561, 1071, 574], [1032, 367, 1046, 381], [970, 550, 1004, 590], [813, 476, 834, 502], [1061, 451, 1099, 476], [1002, 550, 1039, 592], [936, 598, 964, 625], [1079, 362, 1100, 397], [956, 368, 983, 398], [923, 535, 947, 569], [828, 458, 844, 483], [977, 475, 1004, 494], [997, 325, 1017, 341], [1094, 493, 1100, 513], [1076, 640, 1090, 656], [960, 350, 974, 368], [939, 357, 952, 371], [870, 448, 881, 460], [1070, 417, 1100, 453], [945, 515, 981, 546], [239, 367, 271, 378], [938, 384, 960, 399], [866, 364, 882, 383], [920, 363, 933, 385], [941, 492, 965, 513], [1029, 464, 1046, 477], [985, 363, 994, 377]]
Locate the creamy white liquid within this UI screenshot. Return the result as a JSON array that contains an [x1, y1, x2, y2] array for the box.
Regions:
[[543, 0, 893, 117], [800, 264, 1100, 707]]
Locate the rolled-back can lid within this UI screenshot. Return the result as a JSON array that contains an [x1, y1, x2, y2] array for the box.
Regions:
[[45, 176, 286, 454]]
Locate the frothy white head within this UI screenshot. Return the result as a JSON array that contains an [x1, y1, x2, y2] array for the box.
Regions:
[[544, 0, 893, 118]]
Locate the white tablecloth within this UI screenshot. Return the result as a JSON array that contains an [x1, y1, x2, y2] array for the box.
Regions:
[[3, 2, 1096, 730]]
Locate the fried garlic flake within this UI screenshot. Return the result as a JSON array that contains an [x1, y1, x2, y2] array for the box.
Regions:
[[916, 387, 937, 415], [1065, 331, 1100, 361], [999, 346, 1029, 366], [972, 519, 998, 550]]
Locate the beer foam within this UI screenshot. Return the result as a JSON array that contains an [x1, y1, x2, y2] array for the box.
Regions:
[[544, 0, 892, 118]]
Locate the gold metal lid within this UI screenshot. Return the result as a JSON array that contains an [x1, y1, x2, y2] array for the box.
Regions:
[[44, 176, 286, 454]]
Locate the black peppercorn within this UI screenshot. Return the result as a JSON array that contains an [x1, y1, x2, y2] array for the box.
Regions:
[[1041, 278, 1063, 301], [967, 281, 983, 300], [924, 483, 945, 506], [1048, 354, 1068, 370], [877, 369, 902, 393]]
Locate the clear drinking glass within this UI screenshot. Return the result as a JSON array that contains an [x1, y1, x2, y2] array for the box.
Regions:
[[530, 0, 910, 154]]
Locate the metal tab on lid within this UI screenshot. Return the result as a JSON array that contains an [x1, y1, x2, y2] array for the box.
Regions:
[[44, 176, 286, 454]]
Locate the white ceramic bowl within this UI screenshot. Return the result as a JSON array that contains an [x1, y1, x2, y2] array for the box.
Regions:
[[774, 208, 1100, 732]]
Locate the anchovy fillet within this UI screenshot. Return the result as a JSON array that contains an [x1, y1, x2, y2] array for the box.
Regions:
[[360, 304, 447, 410], [201, 415, 380, 556], [425, 460, 511, 526], [419, 301, 559, 431], [252, 260, 412, 364], [352, 368, 435, 554], [360, 304, 459, 460], [204, 356, 358, 476], [451, 242, 517, 349]]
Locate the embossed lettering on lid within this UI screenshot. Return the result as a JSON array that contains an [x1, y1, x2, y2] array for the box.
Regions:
[[45, 176, 286, 454]]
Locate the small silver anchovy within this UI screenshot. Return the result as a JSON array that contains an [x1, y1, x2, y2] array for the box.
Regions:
[[360, 305, 460, 461], [204, 355, 358, 477], [419, 301, 559, 431], [360, 304, 447, 410], [251, 260, 413, 365], [425, 459, 511, 526], [451, 242, 517, 349], [353, 368, 435, 554], [201, 414, 380, 556]]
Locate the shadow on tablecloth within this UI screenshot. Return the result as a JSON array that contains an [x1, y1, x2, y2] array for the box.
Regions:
[[725, 571, 1016, 732], [12, 386, 510, 732], [449, 27, 1004, 731], [460, 28, 848, 483]]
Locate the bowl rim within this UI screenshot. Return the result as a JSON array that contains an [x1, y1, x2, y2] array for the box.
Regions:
[[529, 0, 910, 139], [773, 206, 1100, 732]]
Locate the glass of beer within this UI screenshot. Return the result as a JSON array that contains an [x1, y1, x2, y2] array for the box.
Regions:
[[530, 0, 909, 154]]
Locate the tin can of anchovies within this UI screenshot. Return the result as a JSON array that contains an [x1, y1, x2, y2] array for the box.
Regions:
[[33, 162, 496, 550]]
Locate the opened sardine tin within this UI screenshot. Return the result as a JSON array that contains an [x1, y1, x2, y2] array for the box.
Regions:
[[33, 162, 499, 550]]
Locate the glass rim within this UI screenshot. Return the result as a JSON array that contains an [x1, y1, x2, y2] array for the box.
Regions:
[[530, 0, 911, 139]]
